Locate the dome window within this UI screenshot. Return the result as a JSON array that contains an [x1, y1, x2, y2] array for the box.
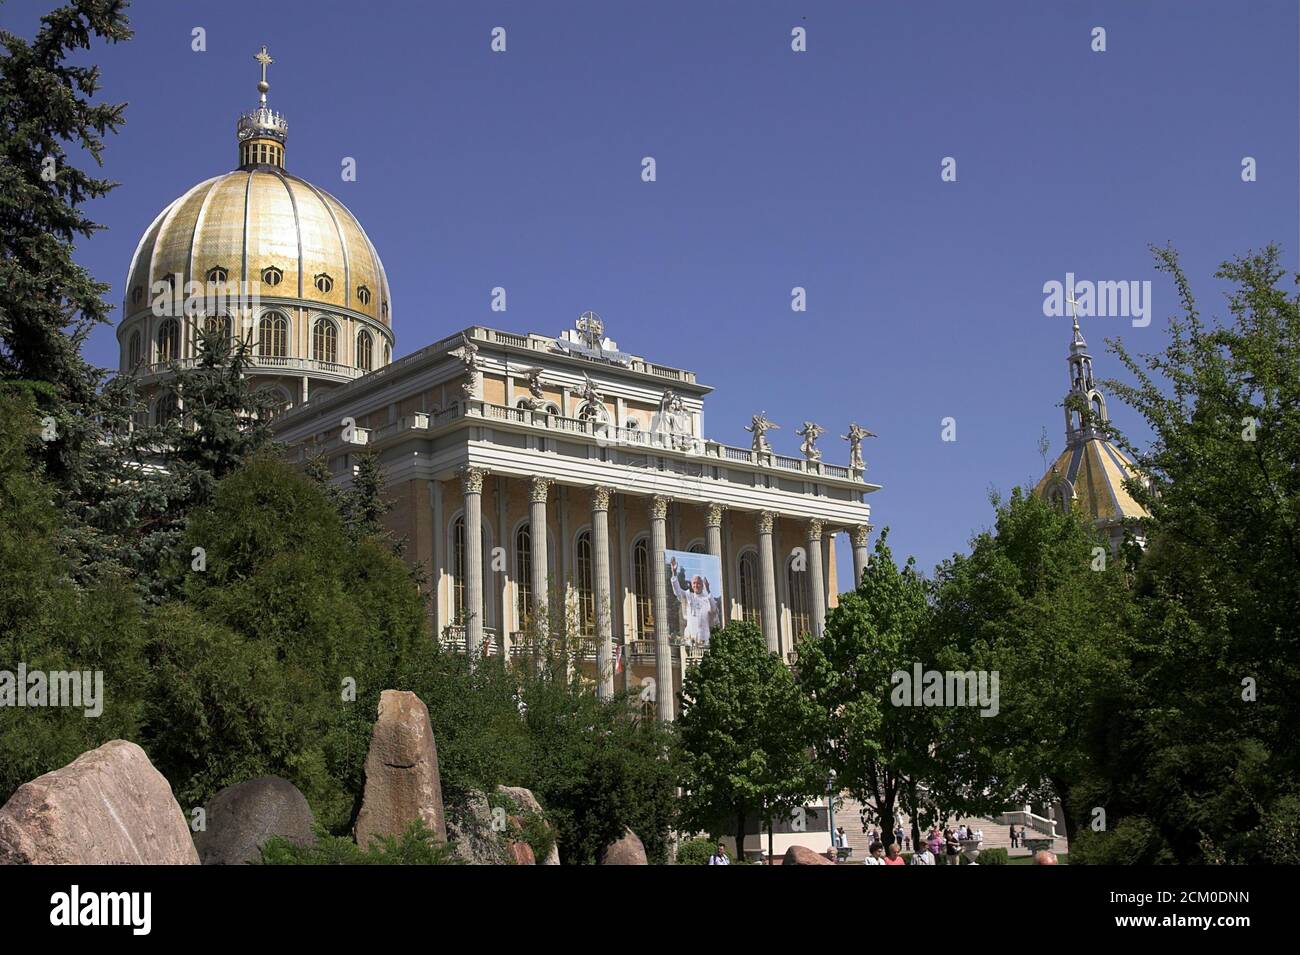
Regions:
[[127, 330, 142, 369], [261, 266, 283, 288], [384, 342, 391, 365], [156, 318, 180, 362], [356, 329, 373, 372], [382, 300, 389, 320], [258, 312, 289, 358], [154, 390, 180, 426], [314, 273, 334, 294], [204, 314, 232, 340], [356, 285, 371, 306], [312, 317, 338, 364], [206, 266, 228, 285], [131, 285, 143, 305]]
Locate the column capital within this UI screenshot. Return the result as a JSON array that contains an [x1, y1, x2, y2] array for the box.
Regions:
[[851, 524, 872, 548], [649, 495, 671, 521], [528, 475, 552, 504], [757, 510, 778, 535], [459, 465, 488, 495], [807, 518, 825, 542], [705, 502, 725, 528], [592, 485, 613, 512]]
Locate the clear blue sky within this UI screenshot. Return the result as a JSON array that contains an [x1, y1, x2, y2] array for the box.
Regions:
[[7, 0, 1297, 576]]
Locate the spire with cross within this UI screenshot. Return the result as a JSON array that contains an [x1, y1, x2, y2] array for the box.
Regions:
[[255, 44, 273, 105]]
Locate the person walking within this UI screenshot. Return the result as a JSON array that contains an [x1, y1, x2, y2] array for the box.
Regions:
[[909, 840, 936, 865], [864, 843, 886, 865], [883, 843, 905, 866], [945, 827, 962, 866], [708, 843, 731, 865]]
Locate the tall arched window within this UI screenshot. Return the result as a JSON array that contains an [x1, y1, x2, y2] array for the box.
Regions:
[[156, 318, 180, 362], [204, 313, 232, 339], [633, 537, 654, 636], [258, 312, 288, 357], [356, 329, 373, 371], [787, 557, 810, 640], [739, 551, 761, 629], [127, 330, 141, 369], [154, 390, 179, 426], [452, 515, 466, 622], [313, 318, 338, 364], [515, 523, 532, 626], [575, 530, 594, 634]]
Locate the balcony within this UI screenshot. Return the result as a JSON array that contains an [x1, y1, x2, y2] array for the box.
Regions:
[[136, 354, 367, 384]]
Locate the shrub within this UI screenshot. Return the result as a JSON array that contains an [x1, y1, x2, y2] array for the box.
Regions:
[[677, 836, 715, 866], [260, 820, 460, 865], [977, 847, 1008, 865]]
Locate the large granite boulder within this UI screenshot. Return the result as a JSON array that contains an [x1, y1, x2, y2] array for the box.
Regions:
[[0, 740, 198, 864], [496, 785, 560, 865], [355, 690, 447, 850], [599, 828, 648, 865], [446, 791, 512, 865], [193, 776, 315, 864], [783, 844, 835, 865]]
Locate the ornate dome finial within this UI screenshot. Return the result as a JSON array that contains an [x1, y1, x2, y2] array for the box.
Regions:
[[236, 45, 288, 169]]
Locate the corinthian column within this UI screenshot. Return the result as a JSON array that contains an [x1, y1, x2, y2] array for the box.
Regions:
[[460, 466, 488, 657], [650, 495, 674, 721], [592, 485, 614, 701], [528, 477, 551, 640], [851, 524, 872, 589], [758, 510, 780, 653], [705, 503, 725, 626], [807, 518, 827, 638]]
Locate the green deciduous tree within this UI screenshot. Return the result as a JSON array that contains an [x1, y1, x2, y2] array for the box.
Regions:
[[1076, 245, 1300, 863], [678, 621, 823, 858]]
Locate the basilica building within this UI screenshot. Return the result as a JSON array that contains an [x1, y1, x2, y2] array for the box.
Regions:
[[116, 50, 879, 721]]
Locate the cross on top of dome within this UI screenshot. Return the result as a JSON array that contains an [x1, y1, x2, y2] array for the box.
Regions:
[[236, 45, 288, 167]]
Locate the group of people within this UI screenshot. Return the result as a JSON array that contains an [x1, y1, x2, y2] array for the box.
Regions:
[[858, 824, 982, 865]]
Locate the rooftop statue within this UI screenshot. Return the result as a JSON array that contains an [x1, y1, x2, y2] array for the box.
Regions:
[[519, 367, 547, 410], [746, 413, 779, 455], [797, 421, 826, 462], [842, 422, 876, 472], [651, 388, 694, 451], [576, 373, 609, 424], [450, 333, 482, 400]]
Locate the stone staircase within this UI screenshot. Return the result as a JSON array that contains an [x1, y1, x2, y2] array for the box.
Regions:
[[833, 797, 1068, 862]]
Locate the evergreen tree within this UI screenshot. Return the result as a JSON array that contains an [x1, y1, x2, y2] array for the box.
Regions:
[[0, 0, 131, 488]]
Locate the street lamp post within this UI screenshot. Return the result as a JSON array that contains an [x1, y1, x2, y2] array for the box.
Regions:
[[826, 770, 837, 862]]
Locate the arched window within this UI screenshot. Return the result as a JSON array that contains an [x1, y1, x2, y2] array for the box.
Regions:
[[154, 390, 179, 426], [261, 266, 282, 287], [356, 285, 371, 305], [127, 330, 141, 369], [204, 313, 232, 339], [688, 542, 706, 555], [156, 318, 180, 362], [452, 515, 467, 621], [356, 329, 373, 371], [131, 285, 143, 306], [575, 530, 595, 633], [738, 551, 761, 628], [206, 266, 228, 285], [313, 318, 338, 363], [314, 273, 333, 294], [633, 537, 654, 636], [787, 557, 810, 640], [515, 524, 532, 626], [256, 386, 291, 419], [384, 342, 391, 365], [258, 312, 288, 357]]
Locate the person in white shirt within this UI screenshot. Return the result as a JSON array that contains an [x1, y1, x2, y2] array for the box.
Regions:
[[708, 843, 731, 865], [909, 843, 936, 865], [669, 557, 718, 643], [863, 843, 886, 865]]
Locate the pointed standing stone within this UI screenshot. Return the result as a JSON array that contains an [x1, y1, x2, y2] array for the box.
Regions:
[[354, 690, 447, 849]]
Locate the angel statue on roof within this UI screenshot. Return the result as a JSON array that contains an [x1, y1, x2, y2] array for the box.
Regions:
[[842, 422, 876, 472], [746, 412, 778, 455], [797, 421, 826, 462], [450, 333, 482, 400]]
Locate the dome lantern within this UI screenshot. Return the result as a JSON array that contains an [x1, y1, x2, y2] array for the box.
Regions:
[[236, 45, 288, 169]]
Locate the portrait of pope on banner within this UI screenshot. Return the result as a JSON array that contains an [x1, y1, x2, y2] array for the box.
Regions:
[[666, 550, 723, 646]]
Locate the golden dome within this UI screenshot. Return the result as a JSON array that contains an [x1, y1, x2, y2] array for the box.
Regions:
[[1034, 439, 1149, 525], [121, 168, 391, 328]]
